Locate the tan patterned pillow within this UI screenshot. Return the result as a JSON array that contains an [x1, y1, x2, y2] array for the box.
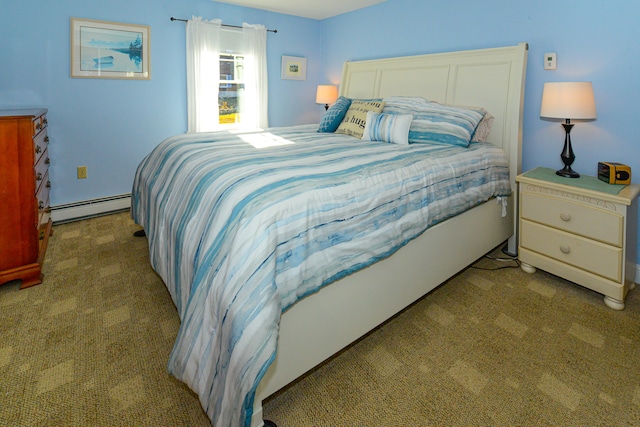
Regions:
[[471, 110, 494, 142], [335, 100, 385, 138]]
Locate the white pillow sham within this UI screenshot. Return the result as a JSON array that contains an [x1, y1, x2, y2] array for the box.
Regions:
[[361, 111, 413, 145]]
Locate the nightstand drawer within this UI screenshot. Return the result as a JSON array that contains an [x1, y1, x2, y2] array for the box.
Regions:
[[520, 219, 622, 283], [521, 191, 623, 247]]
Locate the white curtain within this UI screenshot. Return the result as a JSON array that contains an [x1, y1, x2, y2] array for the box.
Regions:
[[186, 17, 221, 133], [241, 23, 268, 129]]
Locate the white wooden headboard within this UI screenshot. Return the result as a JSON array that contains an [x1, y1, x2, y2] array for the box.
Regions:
[[340, 42, 528, 182], [339, 42, 528, 253]]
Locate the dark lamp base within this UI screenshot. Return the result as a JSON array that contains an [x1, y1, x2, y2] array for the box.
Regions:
[[556, 166, 580, 178], [557, 122, 579, 178]]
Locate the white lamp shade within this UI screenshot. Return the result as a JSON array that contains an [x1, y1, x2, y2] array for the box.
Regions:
[[316, 85, 338, 105], [540, 82, 597, 120]]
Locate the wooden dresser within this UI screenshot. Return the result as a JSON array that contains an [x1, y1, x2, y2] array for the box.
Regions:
[[0, 108, 53, 288]]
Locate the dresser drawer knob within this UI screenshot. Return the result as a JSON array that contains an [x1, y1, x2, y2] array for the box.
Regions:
[[38, 200, 44, 210], [36, 172, 42, 181], [43, 118, 48, 125], [559, 245, 571, 254], [45, 136, 50, 143], [560, 212, 571, 221], [39, 231, 45, 240], [35, 145, 41, 154], [45, 157, 50, 165], [36, 123, 42, 131], [46, 181, 51, 188]]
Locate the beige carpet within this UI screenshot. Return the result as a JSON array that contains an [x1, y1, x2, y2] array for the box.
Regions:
[[1, 211, 639, 426]]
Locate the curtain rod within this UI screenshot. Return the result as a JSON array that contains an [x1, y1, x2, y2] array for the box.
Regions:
[[170, 17, 277, 33]]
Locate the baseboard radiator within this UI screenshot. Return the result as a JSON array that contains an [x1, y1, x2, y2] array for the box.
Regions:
[[51, 193, 131, 224]]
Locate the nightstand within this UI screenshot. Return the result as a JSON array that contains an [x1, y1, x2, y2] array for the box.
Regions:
[[517, 167, 640, 310]]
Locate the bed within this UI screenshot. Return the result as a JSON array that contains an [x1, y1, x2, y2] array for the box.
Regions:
[[131, 42, 528, 427]]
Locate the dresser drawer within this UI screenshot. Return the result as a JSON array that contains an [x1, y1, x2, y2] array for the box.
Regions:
[[33, 128, 49, 161], [36, 170, 50, 222], [521, 191, 623, 247], [32, 113, 47, 136], [35, 148, 49, 193], [38, 220, 51, 249], [520, 219, 622, 283]]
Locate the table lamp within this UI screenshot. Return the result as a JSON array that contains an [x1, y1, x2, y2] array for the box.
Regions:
[[540, 82, 597, 178], [316, 85, 338, 110]]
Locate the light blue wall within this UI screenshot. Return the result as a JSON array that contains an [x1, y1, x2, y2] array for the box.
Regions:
[[0, 0, 323, 205], [321, 0, 640, 178], [4, 0, 640, 262], [320, 0, 640, 263]]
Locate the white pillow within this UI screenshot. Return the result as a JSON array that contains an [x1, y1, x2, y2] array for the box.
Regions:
[[361, 112, 413, 145]]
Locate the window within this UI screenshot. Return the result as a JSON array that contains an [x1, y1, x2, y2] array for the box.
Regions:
[[187, 21, 267, 132], [217, 28, 246, 127], [216, 26, 267, 129], [218, 54, 244, 125]]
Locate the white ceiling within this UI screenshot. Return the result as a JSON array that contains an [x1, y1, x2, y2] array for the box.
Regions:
[[214, 0, 386, 20]]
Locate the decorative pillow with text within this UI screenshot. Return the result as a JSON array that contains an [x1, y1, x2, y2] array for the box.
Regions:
[[335, 100, 385, 139]]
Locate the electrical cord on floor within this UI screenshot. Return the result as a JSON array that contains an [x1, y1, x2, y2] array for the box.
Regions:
[[471, 254, 521, 271]]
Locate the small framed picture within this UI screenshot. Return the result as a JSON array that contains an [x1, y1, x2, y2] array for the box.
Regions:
[[281, 55, 306, 81], [70, 17, 150, 80]]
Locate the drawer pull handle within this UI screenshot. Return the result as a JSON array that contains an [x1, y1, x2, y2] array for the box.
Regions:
[[36, 123, 42, 130], [45, 157, 50, 165], [39, 231, 45, 240], [38, 201, 44, 210], [559, 245, 571, 254], [35, 145, 41, 154], [36, 172, 42, 181], [45, 136, 50, 143], [46, 181, 51, 188], [560, 212, 571, 221], [43, 118, 48, 125]]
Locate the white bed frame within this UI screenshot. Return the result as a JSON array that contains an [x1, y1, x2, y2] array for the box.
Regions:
[[252, 42, 528, 426]]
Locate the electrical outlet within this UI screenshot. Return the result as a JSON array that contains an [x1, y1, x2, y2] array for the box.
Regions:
[[544, 52, 556, 70], [77, 166, 87, 179]]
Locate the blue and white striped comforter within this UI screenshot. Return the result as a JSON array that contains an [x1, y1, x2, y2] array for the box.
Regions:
[[131, 124, 511, 427]]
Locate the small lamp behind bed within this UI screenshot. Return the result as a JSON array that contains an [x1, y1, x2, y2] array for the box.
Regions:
[[316, 85, 338, 110], [540, 82, 597, 178]]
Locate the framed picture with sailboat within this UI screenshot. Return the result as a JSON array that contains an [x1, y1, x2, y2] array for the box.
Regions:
[[70, 18, 150, 80]]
